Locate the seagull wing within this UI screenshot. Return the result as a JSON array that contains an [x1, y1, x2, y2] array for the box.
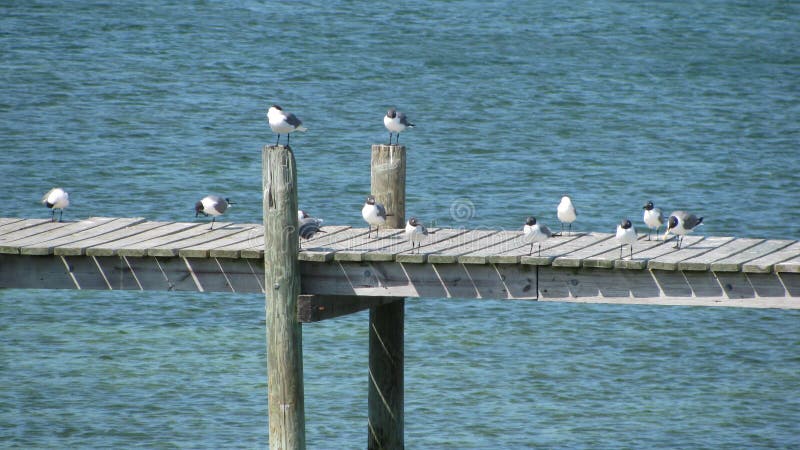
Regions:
[[285, 112, 304, 128]]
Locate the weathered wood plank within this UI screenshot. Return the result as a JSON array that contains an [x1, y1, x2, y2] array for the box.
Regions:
[[0, 218, 53, 237], [394, 228, 474, 263], [177, 225, 260, 258], [86, 222, 203, 256], [774, 256, 800, 273], [613, 235, 702, 270], [647, 236, 735, 271], [297, 294, 398, 323], [581, 233, 662, 269], [457, 230, 523, 264], [55, 220, 167, 256], [111, 222, 210, 257], [296, 226, 365, 262], [710, 239, 795, 272], [742, 241, 800, 273], [0, 218, 117, 253], [22, 218, 149, 256], [677, 237, 763, 271], [524, 232, 608, 267], [208, 225, 265, 258], [333, 229, 406, 262]]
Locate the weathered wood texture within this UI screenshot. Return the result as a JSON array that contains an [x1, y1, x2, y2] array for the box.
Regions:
[[368, 299, 404, 450], [1, 219, 799, 308], [370, 144, 405, 229], [263, 145, 305, 450], [368, 144, 405, 450]]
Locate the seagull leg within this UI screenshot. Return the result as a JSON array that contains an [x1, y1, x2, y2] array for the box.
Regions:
[[538, 243, 542, 256], [210, 217, 215, 230], [388, 132, 392, 145], [529, 243, 533, 256]]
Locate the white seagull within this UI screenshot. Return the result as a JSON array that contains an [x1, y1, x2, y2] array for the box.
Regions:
[[267, 105, 307, 146], [616, 218, 637, 260], [557, 195, 577, 236], [362, 194, 390, 238], [664, 210, 704, 249], [384, 108, 414, 145], [405, 217, 429, 253], [42, 187, 70, 222], [195, 195, 233, 230], [523, 216, 554, 256], [642, 201, 664, 241]]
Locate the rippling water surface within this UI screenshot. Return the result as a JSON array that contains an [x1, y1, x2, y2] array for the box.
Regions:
[[1, 1, 799, 448]]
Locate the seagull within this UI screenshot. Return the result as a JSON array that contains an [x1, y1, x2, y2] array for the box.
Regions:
[[405, 217, 430, 253], [523, 216, 554, 256], [298, 212, 325, 249], [642, 201, 664, 241], [298, 209, 323, 224], [195, 195, 233, 230], [664, 210, 704, 249], [616, 219, 637, 259], [557, 195, 577, 236], [42, 187, 70, 222], [267, 105, 307, 146], [384, 108, 415, 145], [362, 194, 390, 238]]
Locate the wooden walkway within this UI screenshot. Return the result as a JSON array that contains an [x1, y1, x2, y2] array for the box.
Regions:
[[0, 217, 798, 309]]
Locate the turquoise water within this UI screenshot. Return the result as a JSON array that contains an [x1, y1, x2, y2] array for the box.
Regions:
[[2, 1, 799, 448]]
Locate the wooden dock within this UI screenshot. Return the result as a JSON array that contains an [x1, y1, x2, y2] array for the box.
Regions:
[[1, 216, 798, 310], [3, 144, 800, 449]]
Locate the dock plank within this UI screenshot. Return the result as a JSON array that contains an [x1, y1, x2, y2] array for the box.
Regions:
[[178, 225, 262, 258], [0, 218, 51, 237], [395, 228, 474, 263], [583, 233, 664, 269], [647, 237, 735, 271], [85, 222, 202, 256], [710, 239, 795, 272], [0, 218, 117, 254], [743, 241, 800, 273], [20, 218, 149, 256], [677, 237, 764, 271], [145, 224, 256, 257], [457, 230, 525, 264], [105, 222, 208, 257], [541, 233, 613, 267], [426, 230, 505, 264]]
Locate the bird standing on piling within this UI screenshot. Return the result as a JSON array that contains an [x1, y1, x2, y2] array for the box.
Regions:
[[42, 187, 70, 222], [384, 108, 414, 145], [405, 217, 429, 253], [523, 216, 554, 256], [664, 210, 703, 249], [642, 201, 664, 241], [616, 218, 637, 259], [557, 195, 577, 236], [195, 195, 233, 230], [267, 105, 307, 146], [362, 195, 389, 238]]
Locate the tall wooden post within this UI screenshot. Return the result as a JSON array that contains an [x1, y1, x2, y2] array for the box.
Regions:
[[368, 144, 405, 449], [263, 144, 305, 450]]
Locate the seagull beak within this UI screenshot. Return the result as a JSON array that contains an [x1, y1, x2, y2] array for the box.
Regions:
[[663, 225, 671, 240]]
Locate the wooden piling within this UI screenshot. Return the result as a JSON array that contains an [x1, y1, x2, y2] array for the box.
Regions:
[[263, 144, 305, 450], [368, 144, 405, 449]]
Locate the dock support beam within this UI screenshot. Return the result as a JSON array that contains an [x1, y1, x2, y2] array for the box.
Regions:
[[264, 145, 305, 450], [368, 144, 406, 449]]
